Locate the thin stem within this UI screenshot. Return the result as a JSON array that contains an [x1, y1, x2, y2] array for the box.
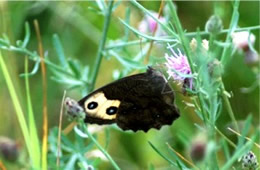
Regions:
[[185, 25, 260, 37], [34, 19, 48, 170], [166, 143, 199, 170], [168, 1, 208, 122], [105, 39, 150, 50], [56, 91, 67, 167], [90, 0, 114, 91], [227, 127, 260, 149], [0, 51, 32, 164], [144, 0, 165, 65], [82, 122, 120, 170], [220, 82, 239, 132], [220, 0, 240, 65], [131, 0, 178, 38], [215, 126, 236, 148], [25, 57, 41, 167]]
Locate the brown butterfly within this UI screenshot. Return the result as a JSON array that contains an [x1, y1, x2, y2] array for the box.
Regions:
[[65, 67, 180, 132]]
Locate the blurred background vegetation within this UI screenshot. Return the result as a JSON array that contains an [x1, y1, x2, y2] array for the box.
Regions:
[[0, 1, 259, 169]]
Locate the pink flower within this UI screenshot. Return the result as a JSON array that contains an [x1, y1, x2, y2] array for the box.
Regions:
[[165, 45, 193, 93], [138, 11, 166, 36], [165, 47, 191, 82], [232, 31, 256, 51]]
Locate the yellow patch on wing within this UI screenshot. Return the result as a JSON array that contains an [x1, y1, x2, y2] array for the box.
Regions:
[[84, 92, 120, 120]]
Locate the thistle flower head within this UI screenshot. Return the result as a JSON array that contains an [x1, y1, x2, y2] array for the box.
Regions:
[[165, 46, 191, 82]]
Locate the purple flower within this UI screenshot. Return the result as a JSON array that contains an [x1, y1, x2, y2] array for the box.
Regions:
[[165, 45, 193, 93], [165, 46, 192, 82], [138, 11, 166, 36]]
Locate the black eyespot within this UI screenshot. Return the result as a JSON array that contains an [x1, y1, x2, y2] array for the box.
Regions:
[[106, 106, 118, 115], [87, 102, 98, 110]]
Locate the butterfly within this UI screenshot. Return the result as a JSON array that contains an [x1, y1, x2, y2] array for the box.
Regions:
[[65, 67, 180, 132]]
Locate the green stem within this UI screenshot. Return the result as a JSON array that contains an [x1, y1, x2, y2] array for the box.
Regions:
[[90, 0, 114, 91], [185, 25, 260, 36], [84, 1, 120, 169], [220, 82, 239, 132], [168, 1, 208, 122], [220, 0, 240, 65], [215, 126, 236, 148], [105, 39, 150, 50], [0, 51, 33, 164], [131, 0, 178, 38], [81, 122, 120, 170]]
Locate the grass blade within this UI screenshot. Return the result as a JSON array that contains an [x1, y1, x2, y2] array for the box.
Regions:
[[148, 141, 176, 166], [25, 57, 41, 167]]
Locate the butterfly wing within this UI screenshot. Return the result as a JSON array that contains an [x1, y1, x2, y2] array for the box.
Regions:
[[115, 67, 180, 132], [77, 67, 180, 132], [77, 71, 148, 125]]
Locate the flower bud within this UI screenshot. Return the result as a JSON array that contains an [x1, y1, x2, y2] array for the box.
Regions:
[[205, 15, 223, 35], [0, 137, 19, 162], [189, 133, 207, 162]]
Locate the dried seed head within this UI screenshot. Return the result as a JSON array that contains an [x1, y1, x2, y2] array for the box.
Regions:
[[241, 151, 259, 170]]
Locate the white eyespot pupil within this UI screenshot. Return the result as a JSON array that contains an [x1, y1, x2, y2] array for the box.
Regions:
[[106, 106, 118, 115], [88, 102, 98, 110]]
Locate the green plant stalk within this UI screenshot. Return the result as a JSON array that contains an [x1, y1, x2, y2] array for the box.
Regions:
[[220, 0, 240, 65], [105, 39, 150, 50], [220, 82, 239, 132], [25, 57, 41, 168], [218, 0, 240, 132], [0, 46, 76, 78], [104, 25, 260, 50], [90, 0, 114, 91], [215, 127, 236, 148], [85, 1, 120, 169], [0, 51, 34, 165], [81, 122, 120, 170], [185, 25, 260, 36], [168, 1, 220, 168], [167, 1, 208, 122]]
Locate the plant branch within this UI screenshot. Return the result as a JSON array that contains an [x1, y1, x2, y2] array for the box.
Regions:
[[90, 0, 114, 91]]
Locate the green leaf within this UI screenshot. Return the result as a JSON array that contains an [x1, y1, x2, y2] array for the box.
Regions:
[[108, 50, 146, 69], [52, 34, 69, 68], [22, 22, 31, 48], [119, 18, 179, 43], [20, 59, 40, 77]]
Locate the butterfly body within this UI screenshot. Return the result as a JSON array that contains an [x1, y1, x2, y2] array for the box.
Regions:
[[66, 67, 180, 132]]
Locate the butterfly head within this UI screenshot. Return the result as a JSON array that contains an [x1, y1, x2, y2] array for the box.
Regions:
[[65, 97, 85, 120]]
